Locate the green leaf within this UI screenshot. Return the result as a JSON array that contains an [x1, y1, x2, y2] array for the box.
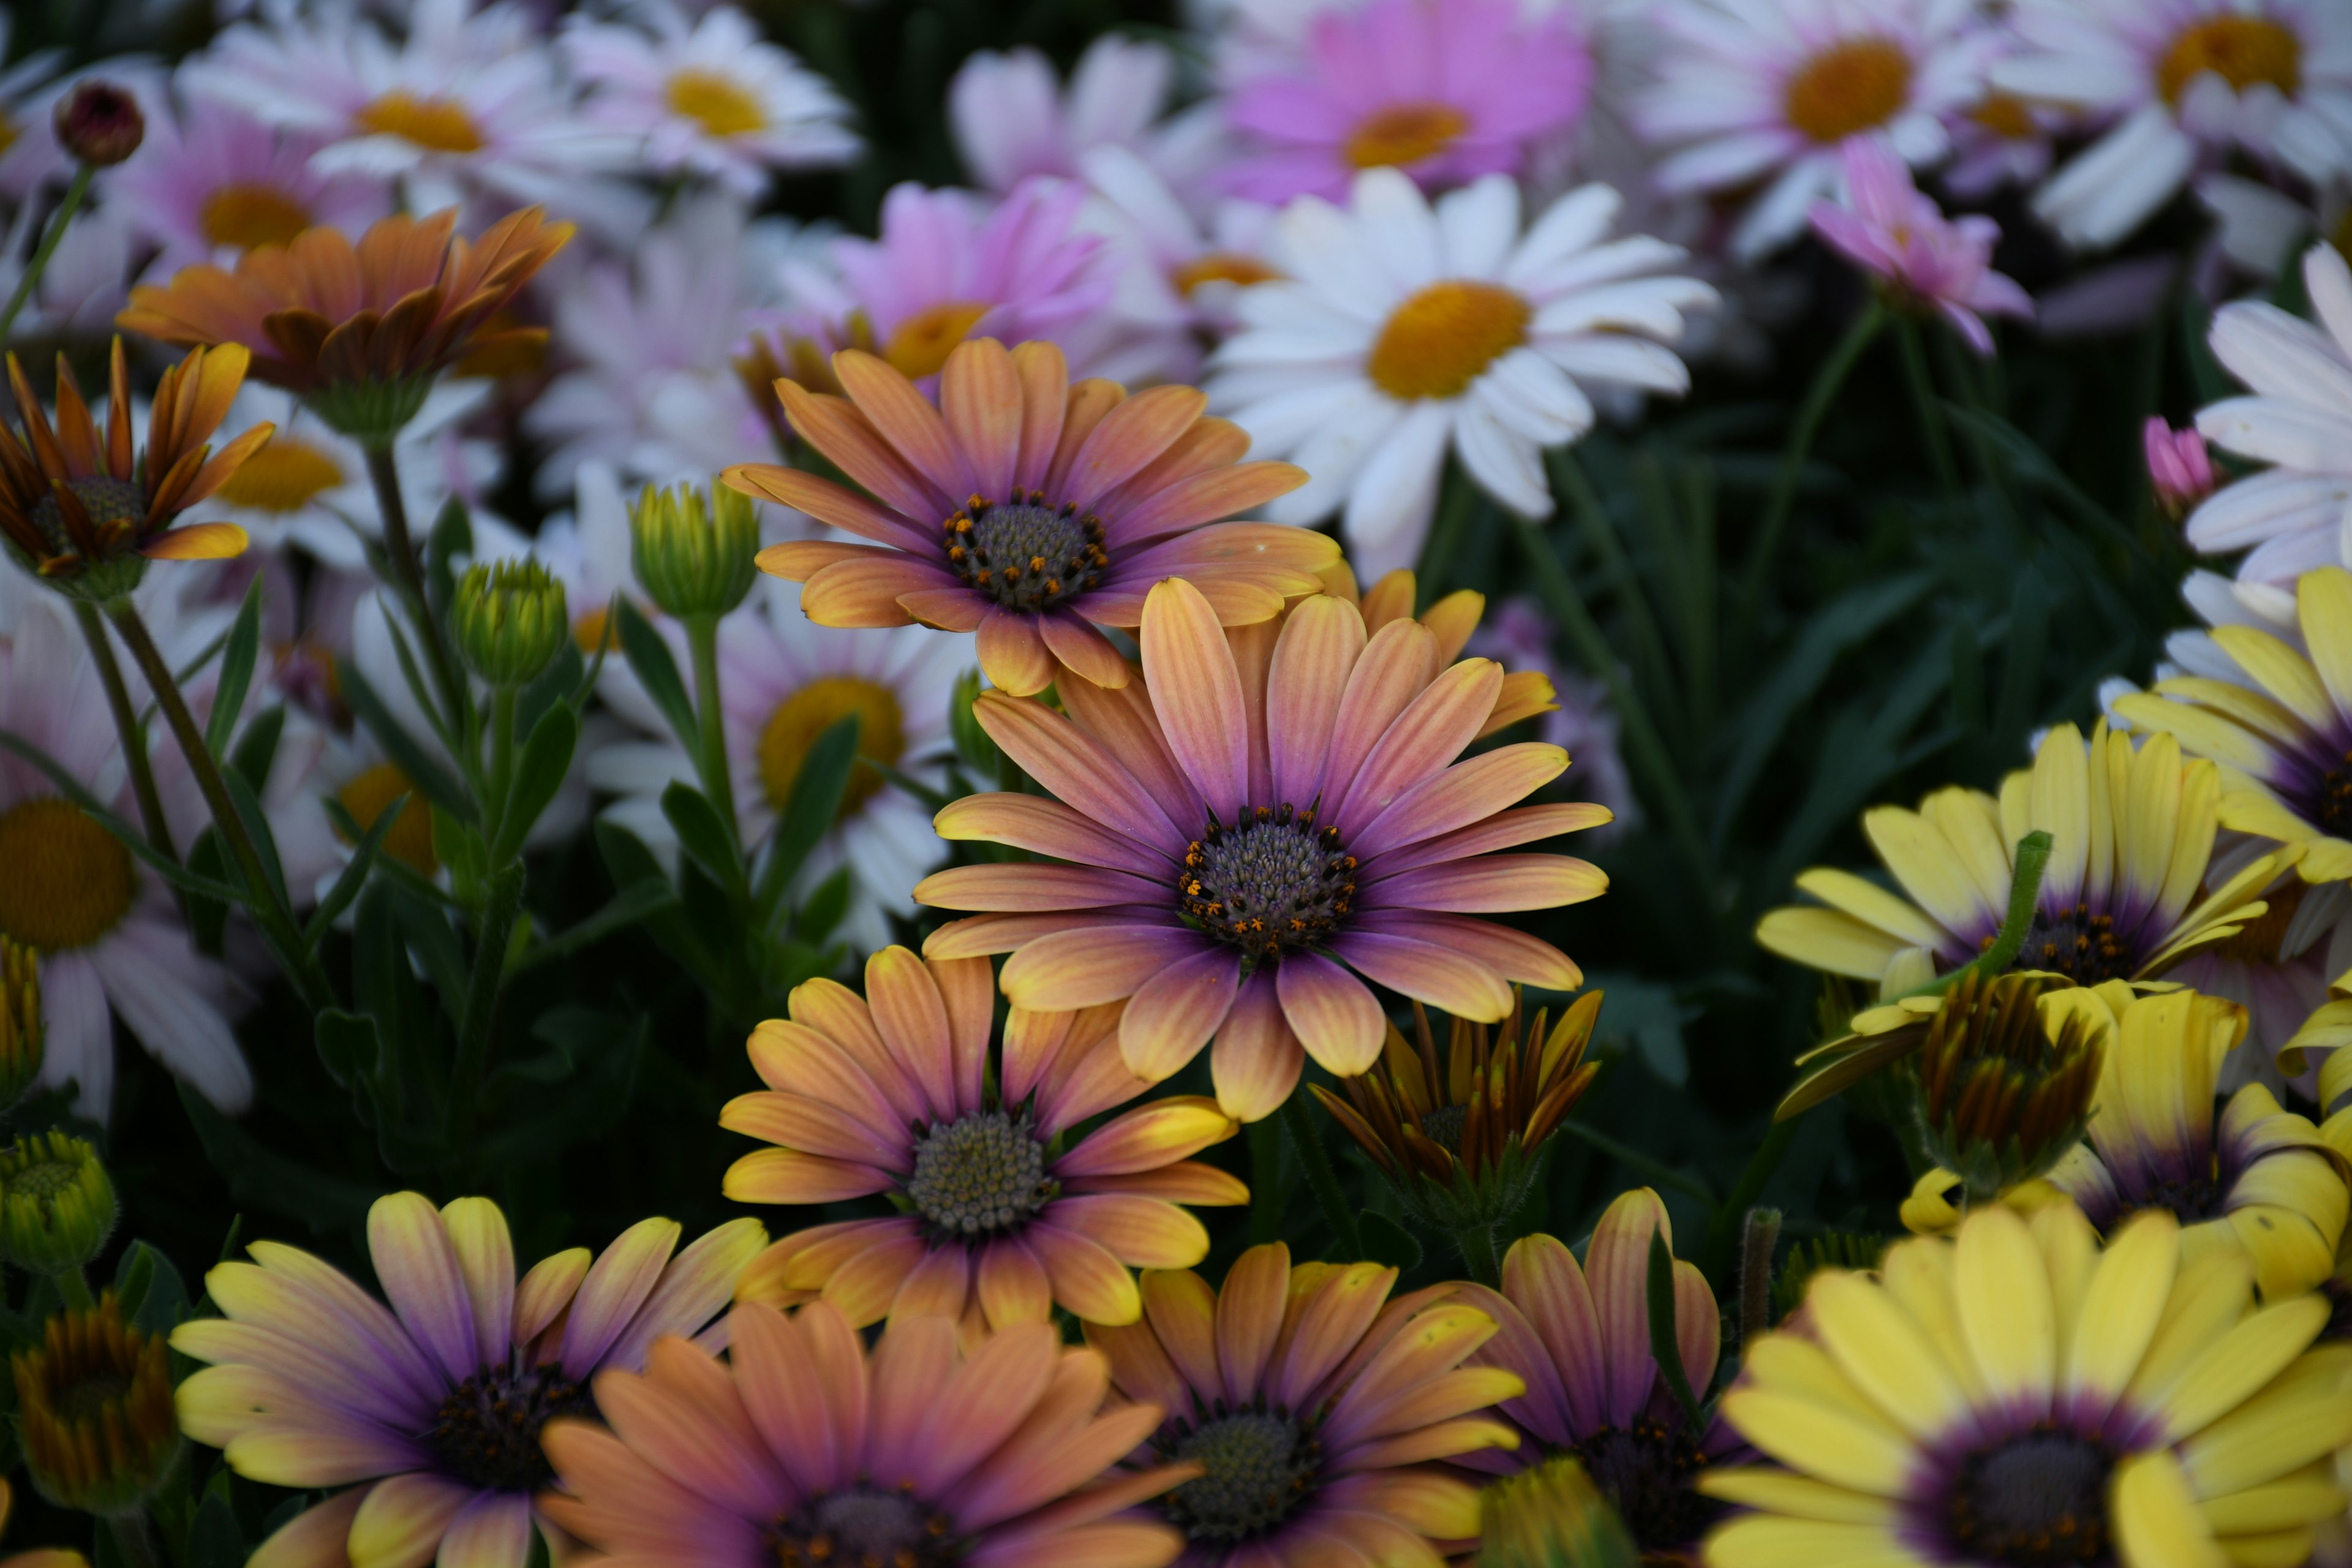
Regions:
[[338, 656, 475, 823], [0, 729, 248, 902], [188, 1491, 244, 1568], [492, 703, 578, 863], [512, 878, 677, 973], [176, 1083, 377, 1232], [315, 1009, 382, 1091], [796, 864, 852, 942], [112, 1241, 188, 1336], [518, 636, 585, 739], [1358, 1211, 1422, 1270], [204, 576, 265, 757], [426, 494, 473, 613], [227, 703, 285, 794], [948, 667, 997, 776], [1646, 1230, 1706, 1429], [756, 713, 858, 919], [218, 764, 292, 912], [663, 780, 745, 897], [306, 793, 407, 946], [619, 599, 699, 753]]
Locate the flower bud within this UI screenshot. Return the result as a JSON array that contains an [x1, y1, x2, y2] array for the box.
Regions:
[[0, 1133, 118, 1276], [52, 81, 143, 168], [1904, 970, 2107, 1201], [454, 559, 567, 688], [15, 1293, 179, 1513], [2144, 417, 2215, 518], [1476, 1456, 1638, 1568], [630, 480, 758, 620], [0, 939, 41, 1111]]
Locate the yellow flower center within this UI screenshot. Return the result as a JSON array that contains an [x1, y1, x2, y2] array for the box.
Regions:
[[883, 301, 993, 382], [665, 68, 767, 138], [1345, 102, 1469, 170], [0, 799, 136, 952], [2157, 16, 2301, 105], [1784, 37, 1913, 142], [336, 763, 438, 876], [1171, 253, 1283, 297], [1366, 280, 1531, 402], [758, 676, 905, 818], [1968, 93, 2037, 139], [354, 92, 486, 154], [572, 604, 616, 654], [197, 184, 315, 252], [214, 437, 344, 514]]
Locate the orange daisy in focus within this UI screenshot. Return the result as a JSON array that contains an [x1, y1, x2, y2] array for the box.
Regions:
[[724, 336, 1335, 696], [0, 339, 263, 600], [116, 208, 570, 442]]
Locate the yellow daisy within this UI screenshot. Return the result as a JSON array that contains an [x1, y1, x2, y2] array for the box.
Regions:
[[2283, 963, 2352, 1119], [1703, 1202, 2352, 1568]]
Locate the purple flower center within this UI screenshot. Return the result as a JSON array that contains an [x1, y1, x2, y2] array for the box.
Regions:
[[2321, 1277, 2351, 1343], [1568, 1420, 1720, 1553], [2009, 902, 2136, 983], [424, 1359, 592, 1493], [770, 1485, 957, 1566], [2309, 746, 2352, 838], [1158, 1406, 1323, 1544], [941, 491, 1107, 613], [1178, 805, 1359, 960], [1940, 1426, 2114, 1568], [904, 1108, 1057, 1240]]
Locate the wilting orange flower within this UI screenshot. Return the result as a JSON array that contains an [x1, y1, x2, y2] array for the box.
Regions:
[[0, 339, 262, 595]]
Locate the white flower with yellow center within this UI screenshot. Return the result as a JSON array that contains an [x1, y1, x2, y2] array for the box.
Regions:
[[1994, 0, 2352, 252], [565, 4, 859, 200], [1209, 168, 1714, 577], [589, 579, 968, 954]]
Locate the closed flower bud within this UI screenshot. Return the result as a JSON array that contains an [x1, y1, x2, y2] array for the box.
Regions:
[[52, 81, 143, 168], [629, 481, 758, 620], [0, 939, 40, 1112], [454, 559, 567, 688], [1477, 1456, 1639, 1568], [15, 1294, 179, 1514], [0, 1134, 117, 1276]]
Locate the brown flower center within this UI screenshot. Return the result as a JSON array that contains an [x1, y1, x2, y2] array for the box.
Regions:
[[1345, 102, 1468, 170], [1366, 281, 1531, 402], [904, 1109, 1056, 1240], [941, 492, 1109, 614], [1941, 1426, 2114, 1568], [2310, 747, 2352, 839], [1178, 805, 1357, 960], [2004, 902, 2137, 984], [424, 1359, 592, 1493], [336, 763, 437, 876], [0, 799, 136, 952], [1784, 37, 1913, 142], [216, 437, 343, 513], [758, 676, 905, 818], [666, 69, 767, 139], [1571, 1420, 1722, 1554], [198, 184, 315, 252], [770, 1487, 957, 1567], [354, 92, 486, 154], [2157, 17, 2301, 105], [1159, 1406, 1324, 1544]]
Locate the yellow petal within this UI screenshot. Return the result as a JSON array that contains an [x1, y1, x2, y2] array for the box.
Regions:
[[141, 521, 249, 559], [1699, 1468, 1896, 1523], [2114, 1449, 2228, 1568], [2065, 1210, 2178, 1406], [1702, 1514, 1928, 1568], [1808, 1268, 1965, 1439], [1716, 1389, 1915, 1496], [1954, 1205, 2055, 1404]]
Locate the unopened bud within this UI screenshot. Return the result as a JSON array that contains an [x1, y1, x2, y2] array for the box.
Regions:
[[454, 559, 567, 688], [53, 81, 143, 168], [0, 939, 40, 1111], [1477, 1456, 1638, 1568], [16, 1293, 179, 1513], [630, 480, 758, 620], [0, 1133, 117, 1276], [2145, 417, 2215, 519]]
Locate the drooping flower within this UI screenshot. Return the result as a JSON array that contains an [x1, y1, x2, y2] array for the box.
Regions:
[[1806, 137, 2033, 357], [726, 946, 1246, 1332], [1453, 1193, 1741, 1562], [726, 336, 1327, 698], [2146, 415, 2217, 518], [1632, 0, 1999, 260], [173, 1191, 765, 1568], [1994, 0, 2352, 251], [1703, 1202, 2352, 1568], [1215, 0, 1592, 206], [541, 1301, 1193, 1568], [1085, 1240, 1525, 1564], [1210, 169, 1713, 578], [565, 4, 859, 199], [1757, 722, 2285, 997], [917, 576, 1603, 1119], [951, 34, 1218, 198]]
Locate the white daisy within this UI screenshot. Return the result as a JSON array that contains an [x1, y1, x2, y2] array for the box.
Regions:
[[1994, 0, 2352, 251], [1075, 143, 1280, 384], [1632, 0, 1999, 260], [1208, 168, 1714, 577], [564, 2, 859, 199], [587, 578, 968, 956], [949, 34, 1221, 201], [2187, 239, 2352, 587]]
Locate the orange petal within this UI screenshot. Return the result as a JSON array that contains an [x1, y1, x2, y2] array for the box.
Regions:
[[141, 521, 249, 560]]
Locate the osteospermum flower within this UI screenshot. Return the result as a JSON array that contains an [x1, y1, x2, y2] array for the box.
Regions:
[[541, 1302, 1192, 1568], [1757, 721, 2285, 995], [1993, 0, 2352, 251], [1702, 1202, 2352, 1568], [1086, 1241, 1523, 1564], [1453, 1193, 1741, 1561], [1632, 0, 1999, 260], [726, 337, 1329, 698], [565, 4, 858, 199], [725, 947, 1246, 1332], [172, 1191, 764, 1568], [917, 577, 1603, 1119], [1215, 0, 1592, 205], [1210, 170, 1714, 577], [1807, 137, 2033, 357]]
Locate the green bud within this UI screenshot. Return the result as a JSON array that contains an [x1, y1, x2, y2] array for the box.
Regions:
[[0, 1133, 117, 1276], [1477, 1457, 1639, 1568], [308, 372, 436, 446], [454, 558, 568, 687], [0, 939, 41, 1111], [630, 480, 759, 619]]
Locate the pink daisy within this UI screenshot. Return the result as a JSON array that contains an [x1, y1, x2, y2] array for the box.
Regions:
[[1806, 137, 2033, 356]]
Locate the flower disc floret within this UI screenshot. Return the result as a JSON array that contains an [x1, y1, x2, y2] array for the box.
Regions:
[[425, 1359, 593, 1494], [904, 1108, 1057, 1238], [1159, 1406, 1322, 1544], [943, 489, 1107, 612], [1179, 808, 1357, 959]]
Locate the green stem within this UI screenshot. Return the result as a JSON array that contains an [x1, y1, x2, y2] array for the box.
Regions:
[[1458, 1223, 1502, 1289], [74, 603, 176, 867], [105, 1510, 162, 1568], [1247, 1118, 1285, 1246], [488, 685, 518, 842], [1888, 830, 2054, 1002], [1893, 316, 1959, 496], [1280, 1087, 1363, 1259], [363, 443, 470, 740], [0, 165, 92, 342], [1736, 300, 1884, 636], [1415, 464, 1477, 595], [1700, 1116, 1800, 1281], [685, 613, 739, 841], [1561, 1118, 1715, 1205], [1551, 450, 1684, 741], [449, 858, 527, 1158], [56, 1266, 92, 1310]]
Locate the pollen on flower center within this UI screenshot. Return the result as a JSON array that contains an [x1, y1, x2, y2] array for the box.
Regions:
[[1572, 1420, 1722, 1553], [354, 91, 486, 154], [2157, 16, 2301, 105], [758, 675, 905, 818], [2006, 902, 2135, 984], [336, 762, 439, 876], [941, 492, 1109, 614], [1940, 1427, 2115, 1568], [666, 67, 767, 138], [884, 301, 993, 382], [1178, 805, 1359, 960], [1172, 252, 1283, 298], [0, 797, 137, 952], [1783, 37, 1913, 142], [216, 439, 344, 513], [198, 183, 314, 252], [1344, 102, 1469, 170], [769, 1486, 957, 1567], [903, 1108, 1057, 1239], [26, 475, 145, 560], [1366, 281, 1531, 402], [424, 1360, 592, 1493], [1159, 1408, 1324, 1544]]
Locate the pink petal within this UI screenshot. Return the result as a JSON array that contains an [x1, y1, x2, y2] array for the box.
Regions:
[[1275, 954, 1385, 1077]]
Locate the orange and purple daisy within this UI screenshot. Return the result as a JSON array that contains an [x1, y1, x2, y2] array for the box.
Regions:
[[919, 576, 1605, 1118], [1085, 1241, 1525, 1566], [723, 336, 1333, 698], [723, 947, 1247, 1333], [541, 1302, 1195, 1568]]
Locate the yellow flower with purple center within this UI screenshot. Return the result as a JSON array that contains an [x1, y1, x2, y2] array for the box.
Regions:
[[916, 576, 1605, 1120], [172, 1191, 764, 1568], [1086, 1240, 1526, 1564], [724, 946, 1246, 1332]]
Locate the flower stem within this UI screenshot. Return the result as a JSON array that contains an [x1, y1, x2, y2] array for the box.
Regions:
[[1735, 298, 1885, 638], [488, 685, 517, 842], [449, 858, 526, 1160], [56, 1265, 92, 1311], [1893, 315, 1959, 496], [1458, 1223, 1502, 1288], [1280, 1085, 1363, 1260], [1247, 1117, 1285, 1246], [0, 165, 92, 342], [105, 1510, 162, 1568], [72, 603, 176, 867], [362, 443, 470, 737], [684, 612, 739, 842]]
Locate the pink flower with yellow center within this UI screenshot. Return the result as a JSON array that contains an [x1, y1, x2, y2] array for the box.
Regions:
[[722, 946, 1247, 1333], [1085, 1240, 1525, 1564], [725, 336, 1333, 699], [541, 1302, 1194, 1568], [917, 575, 1606, 1119]]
